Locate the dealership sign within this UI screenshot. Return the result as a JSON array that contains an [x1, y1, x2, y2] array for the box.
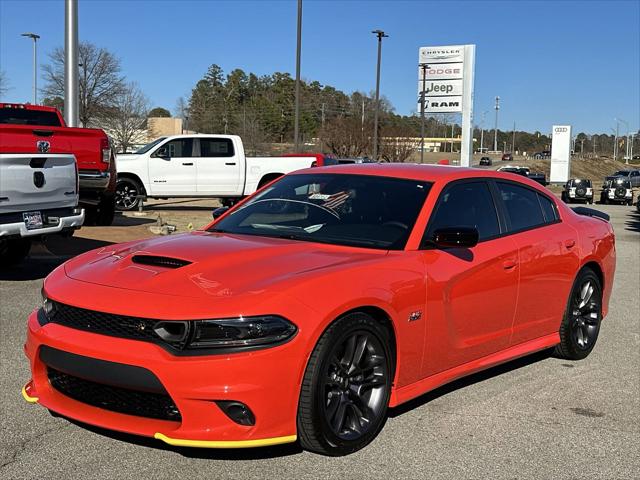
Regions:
[[550, 125, 572, 183], [418, 44, 475, 166]]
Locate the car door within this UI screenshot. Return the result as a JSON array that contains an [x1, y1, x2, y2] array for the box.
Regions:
[[630, 171, 640, 188], [494, 181, 580, 345], [148, 137, 196, 195], [195, 137, 242, 195], [421, 180, 520, 377]]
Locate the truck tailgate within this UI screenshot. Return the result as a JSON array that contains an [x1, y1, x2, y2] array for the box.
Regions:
[[0, 153, 78, 214]]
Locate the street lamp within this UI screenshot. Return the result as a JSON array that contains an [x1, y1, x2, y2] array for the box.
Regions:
[[617, 118, 629, 164], [479, 110, 488, 153], [493, 96, 500, 152], [371, 29, 388, 161], [21, 32, 40, 104], [419, 63, 427, 163]]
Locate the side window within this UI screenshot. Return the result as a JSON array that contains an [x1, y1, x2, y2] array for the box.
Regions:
[[163, 139, 193, 157], [427, 181, 500, 241], [199, 138, 234, 158], [496, 182, 545, 232], [538, 193, 558, 223]]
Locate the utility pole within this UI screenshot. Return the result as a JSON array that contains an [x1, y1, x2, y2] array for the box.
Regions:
[[371, 29, 388, 161], [479, 111, 487, 153], [64, 0, 79, 127], [493, 96, 500, 152], [361, 99, 365, 134], [511, 121, 516, 153], [419, 63, 427, 163], [21, 32, 40, 104], [320, 103, 325, 127], [293, 0, 302, 151], [613, 119, 619, 160], [503, 141, 507, 153], [580, 138, 585, 155]]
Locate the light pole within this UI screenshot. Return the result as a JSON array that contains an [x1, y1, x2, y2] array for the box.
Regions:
[[419, 63, 427, 163], [293, 0, 302, 151], [618, 118, 629, 164], [493, 96, 500, 152], [372, 29, 388, 161], [479, 110, 487, 153], [613, 118, 620, 160], [64, 0, 79, 127], [21, 32, 40, 104]]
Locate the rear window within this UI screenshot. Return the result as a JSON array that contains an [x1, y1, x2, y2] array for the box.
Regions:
[[199, 138, 234, 157], [0, 109, 62, 126], [496, 182, 546, 232]]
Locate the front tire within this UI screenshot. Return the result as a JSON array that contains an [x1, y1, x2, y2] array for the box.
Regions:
[[297, 312, 393, 456], [115, 177, 142, 211], [555, 268, 602, 360]]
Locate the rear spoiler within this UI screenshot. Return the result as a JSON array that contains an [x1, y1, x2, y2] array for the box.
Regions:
[[572, 206, 610, 222]]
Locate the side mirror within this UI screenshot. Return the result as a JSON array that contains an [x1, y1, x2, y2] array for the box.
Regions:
[[154, 146, 170, 158], [431, 227, 479, 249], [212, 207, 229, 219]]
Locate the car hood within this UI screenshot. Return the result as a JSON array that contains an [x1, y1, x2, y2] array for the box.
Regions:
[[64, 231, 386, 299], [115, 153, 142, 165]]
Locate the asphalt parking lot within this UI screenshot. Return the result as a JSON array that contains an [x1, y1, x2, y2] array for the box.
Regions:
[[1, 203, 638, 480]]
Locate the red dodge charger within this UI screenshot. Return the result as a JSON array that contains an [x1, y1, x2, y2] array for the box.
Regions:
[[23, 164, 616, 456]]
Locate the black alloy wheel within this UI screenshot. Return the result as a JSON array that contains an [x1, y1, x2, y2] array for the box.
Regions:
[[555, 268, 602, 360], [297, 312, 393, 456], [115, 178, 141, 211]]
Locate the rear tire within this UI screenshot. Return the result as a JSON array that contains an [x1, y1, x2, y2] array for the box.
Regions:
[[95, 194, 116, 225], [555, 268, 602, 360], [297, 312, 393, 456], [0, 238, 32, 267]]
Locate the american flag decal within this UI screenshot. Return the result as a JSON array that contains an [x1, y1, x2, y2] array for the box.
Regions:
[[322, 191, 351, 210]]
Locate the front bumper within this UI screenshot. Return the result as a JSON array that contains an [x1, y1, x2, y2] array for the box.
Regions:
[[0, 210, 84, 238], [23, 309, 302, 447]]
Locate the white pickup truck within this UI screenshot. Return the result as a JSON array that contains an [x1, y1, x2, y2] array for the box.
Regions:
[[114, 134, 316, 210], [0, 153, 84, 266]]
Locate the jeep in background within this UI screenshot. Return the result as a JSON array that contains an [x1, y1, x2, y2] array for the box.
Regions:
[[0, 103, 116, 225], [561, 179, 593, 204], [599, 177, 634, 205]]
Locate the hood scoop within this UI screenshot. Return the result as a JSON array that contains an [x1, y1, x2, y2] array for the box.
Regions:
[[131, 255, 192, 269]]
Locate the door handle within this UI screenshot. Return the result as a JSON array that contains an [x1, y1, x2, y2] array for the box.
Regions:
[[502, 260, 517, 270], [564, 239, 576, 249], [182, 162, 194, 166], [225, 162, 237, 166]]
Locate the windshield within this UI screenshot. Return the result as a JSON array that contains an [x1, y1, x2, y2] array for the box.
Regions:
[[135, 137, 166, 154], [570, 180, 592, 187], [210, 173, 432, 250], [607, 180, 631, 188]]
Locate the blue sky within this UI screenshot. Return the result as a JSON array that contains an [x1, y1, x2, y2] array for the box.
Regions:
[[1, 0, 638, 134]]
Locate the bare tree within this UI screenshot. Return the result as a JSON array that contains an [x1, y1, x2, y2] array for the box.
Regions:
[[0, 71, 10, 98], [379, 126, 417, 162], [320, 117, 372, 158], [99, 82, 150, 153], [42, 42, 126, 126]]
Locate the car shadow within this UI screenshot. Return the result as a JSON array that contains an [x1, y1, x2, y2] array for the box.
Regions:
[[60, 416, 303, 460], [0, 236, 113, 281], [388, 348, 555, 418], [112, 213, 157, 226], [624, 210, 640, 233]]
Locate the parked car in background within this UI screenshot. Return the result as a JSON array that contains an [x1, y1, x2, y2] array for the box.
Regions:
[[0, 103, 116, 225], [479, 156, 492, 166], [561, 179, 593, 204], [599, 177, 633, 205], [611, 169, 640, 188], [283, 153, 338, 167], [497, 165, 548, 186], [25, 164, 615, 456], [533, 150, 552, 160], [337, 157, 376, 164], [115, 134, 316, 210], [501, 153, 513, 162], [0, 148, 84, 265]]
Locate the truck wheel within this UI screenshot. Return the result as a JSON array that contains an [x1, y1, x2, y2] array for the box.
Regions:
[[115, 178, 142, 211], [0, 238, 32, 267], [95, 194, 116, 226]]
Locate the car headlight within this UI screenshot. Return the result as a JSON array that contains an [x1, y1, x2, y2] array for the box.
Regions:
[[187, 315, 297, 350]]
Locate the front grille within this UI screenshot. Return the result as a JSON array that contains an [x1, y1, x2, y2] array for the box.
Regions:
[[42, 302, 159, 342], [48, 367, 181, 421]]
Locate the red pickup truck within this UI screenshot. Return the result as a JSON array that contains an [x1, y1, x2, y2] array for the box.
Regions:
[[0, 103, 116, 225]]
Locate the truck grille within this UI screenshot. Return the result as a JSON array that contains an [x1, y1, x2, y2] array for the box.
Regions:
[[48, 367, 181, 422]]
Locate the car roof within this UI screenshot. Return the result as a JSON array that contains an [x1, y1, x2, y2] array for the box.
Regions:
[[293, 163, 547, 189]]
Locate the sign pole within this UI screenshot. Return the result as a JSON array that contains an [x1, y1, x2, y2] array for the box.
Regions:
[[459, 45, 475, 167], [420, 63, 427, 163]]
